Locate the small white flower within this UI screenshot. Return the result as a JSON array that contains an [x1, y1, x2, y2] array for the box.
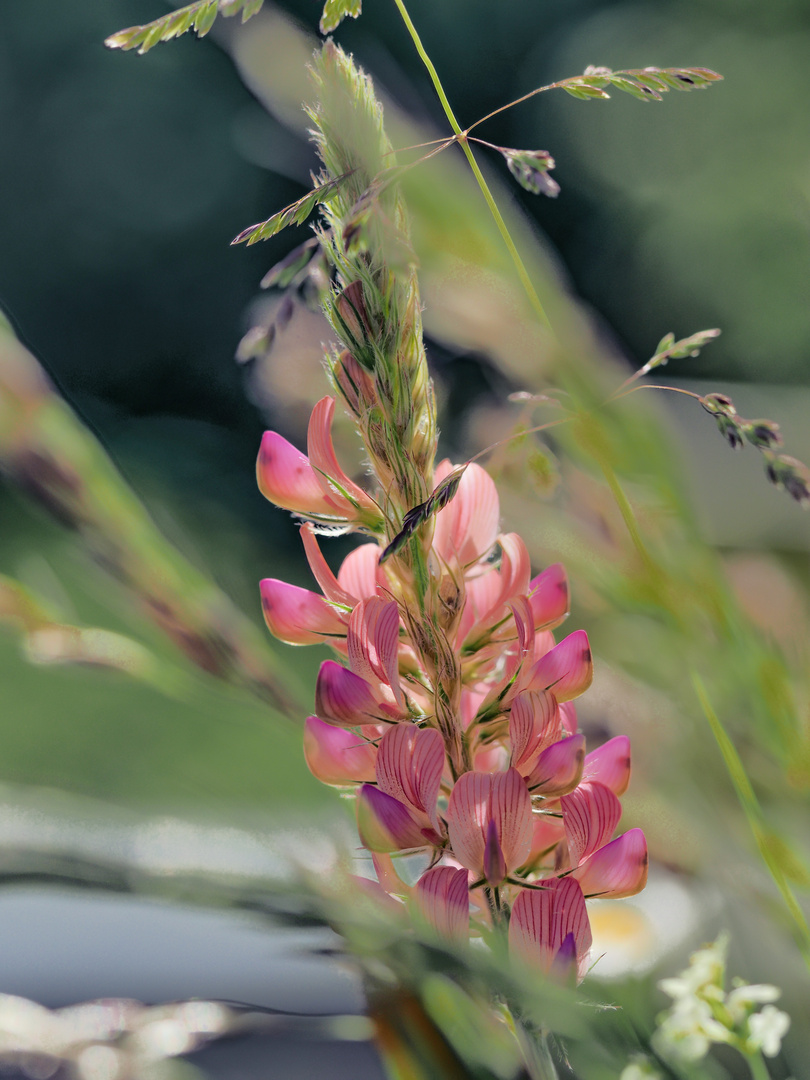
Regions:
[[620, 1058, 662, 1080], [653, 998, 730, 1062], [726, 983, 781, 1025], [658, 935, 728, 1002], [747, 1004, 790, 1058]]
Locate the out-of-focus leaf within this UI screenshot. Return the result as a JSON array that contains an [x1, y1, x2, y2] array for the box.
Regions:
[[105, 0, 265, 55], [231, 173, 351, 245], [320, 0, 362, 35], [501, 149, 560, 198]]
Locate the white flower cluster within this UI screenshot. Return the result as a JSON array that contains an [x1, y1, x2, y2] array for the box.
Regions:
[[652, 934, 790, 1063]]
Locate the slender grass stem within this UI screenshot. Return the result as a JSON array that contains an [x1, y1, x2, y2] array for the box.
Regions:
[[744, 1050, 772, 1080]]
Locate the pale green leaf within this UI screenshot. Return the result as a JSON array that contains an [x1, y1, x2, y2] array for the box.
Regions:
[[105, 0, 265, 54], [320, 0, 362, 35]]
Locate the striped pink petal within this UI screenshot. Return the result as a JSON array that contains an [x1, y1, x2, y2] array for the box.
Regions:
[[528, 564, 570, 631], [357, 784, 439, 852], [559, 702, 578, 735], [303, 716, 377, 784], [347, 597, 404, 709], [509, 878, 592, 981], [561, 780, 622, 867], [414, 866, 469, 941], [475, 534, 531, 627], [376, 725, 444, 834], [337, 542, 385, 600], [315, 659, 389, 726], [526, 629, 593, 702], [306, 396, 376, 513], [300, 524, 356, 607], [257, 431, 343, 517], [571, 828, 648, 898], [509, 689, 561, 774], [432, 461, 500, 567], [526, 734, 586, 797], [583, 736, 631, 797], [446, 768, 533, 879], [259, 578, 346, 646]]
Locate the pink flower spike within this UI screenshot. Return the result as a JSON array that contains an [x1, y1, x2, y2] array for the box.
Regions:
[[259, 578, 346, 646], [528, 564, 570, 631], [509, 878, 592, 982], [376, 725, 445, 835], [300, 524, 356, 608], [526, 734, 586, 797], [315, 659, 392, 726], [571, 828, 648, 898], [446, 768, 533, 879], [306, 397, 378, 515], [527, 629, 593, 702], [510, 689, 561, 774], [583, 736, 632, 797], [561, 780, 622, 867], [432, 460, 500, 567], [303, 716, 377, 785], [347, 597, 405, 709], [257, 431, 342, 517], [414, 866, 470, 941], [357, 784, 439, 852]]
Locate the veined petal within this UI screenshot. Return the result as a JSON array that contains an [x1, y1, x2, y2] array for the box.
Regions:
[[347, 597, 404, 708], [303, 716, 377, 785], [559, 702, 578, 735], [527, 734, 586, 797], [432, 461, 500, 568], [357, 784, 438, 852], [446, 769, 532, 877], [376, 725, 444, 834], [528, 564, 570, 631], [257, 431, 343, 517], [306, 397, 377, 513], [260, 578, 346, 646], [526, 629, 593, 702], [315, 659, 388, 726], [300, 524, 356, 607], [414, 866, 469, 941], [571, 828, 648, 898], [561, 780, 622, 867], [509, 878, 592, 981], [338, 542, 385, 600], [509, 689, 560, 773], [475, 534, 531, 627], [583, 736, 631, 797]]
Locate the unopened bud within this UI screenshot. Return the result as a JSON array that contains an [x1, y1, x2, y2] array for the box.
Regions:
[[741, 419, 782, 451]]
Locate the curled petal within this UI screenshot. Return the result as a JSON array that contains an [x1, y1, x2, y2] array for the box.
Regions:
[[527, 629, 593, 702], [509, 878, 592, 982], [347, 597, 404, 709], [572, 828, 648, 898], [510, 689, 560, 773], [414, 866, 469, 941], [260, 578, 346, 646], [357, 784, 439, 852], [432, 460, 500, 567], [301, 524, 356, 607], [561, 780, 622, 867], [306, 397, 377, 514], [584, 736, 631, 797], [528, 564, 569, 631], [338, 542, 385, 600], [376, 725, 444, 834], [303, 716, 377, 785], [447, 768, 533, 878], [315, 659, 393, 726], [527, 734, 586, 797], [258, 432, 343, 517]]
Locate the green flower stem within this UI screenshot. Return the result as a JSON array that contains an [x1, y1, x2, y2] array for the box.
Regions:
[[391, 0, 551, 330], [744, 1049, 772, 1080]]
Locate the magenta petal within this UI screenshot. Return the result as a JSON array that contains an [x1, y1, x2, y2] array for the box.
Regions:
[[483, 817, 507, 886], [447, 769, 532, 878], [559, 702, 578, 735], [509, 689, 560, 773], [260, 578, 346, 646], [376, 725, 445, 834], [357, 784, 436, 852], [257, 431, 342, 517], [526, 734, 586, 797], [315, 660, 384, 726], [300, 524, 356, 607], [583, 736, 631, 797], [432, 461, 500, 567], [509, 878, 592, 982], [527, 629, 593, 702], [303, 716, 377, 785], [347, 597, 404, 708], [561, 780, 622, 867], [414, 866, 469, 941], [306, 397, 376, 513], [528, 564, 570, 631], [571, 828, 648, 899]]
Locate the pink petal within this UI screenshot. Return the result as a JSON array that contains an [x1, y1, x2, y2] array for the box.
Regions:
[[257, 431, 342, 517], [526, 629, 593, 702], [446, 769, 533, 878], [528, 564, 570, 631], [300, 524, 356, 607], [315, 660, 388, 726], [475, 534, 531, 627], [414, 866, 469, 941], [347, 597, 404, 708], [526, 734, 586, 797], [559, 702, 578, 735], [509, 878, 592, 981], [483, 817, 507, 886], [375, 725, 444, 834], [337, 542, 384, 600], [432, 461, 500, 567], [528, 813, 565, 862], [509, 689, 561, 773], [306, 397, 375, 512], [303, 716, 377, 785], [561, 780, 622, 867], [259, 578, 346, 646], [583, 736, 631, 797], [571, 828, 648, 898], [357, 784, 438, 852]]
